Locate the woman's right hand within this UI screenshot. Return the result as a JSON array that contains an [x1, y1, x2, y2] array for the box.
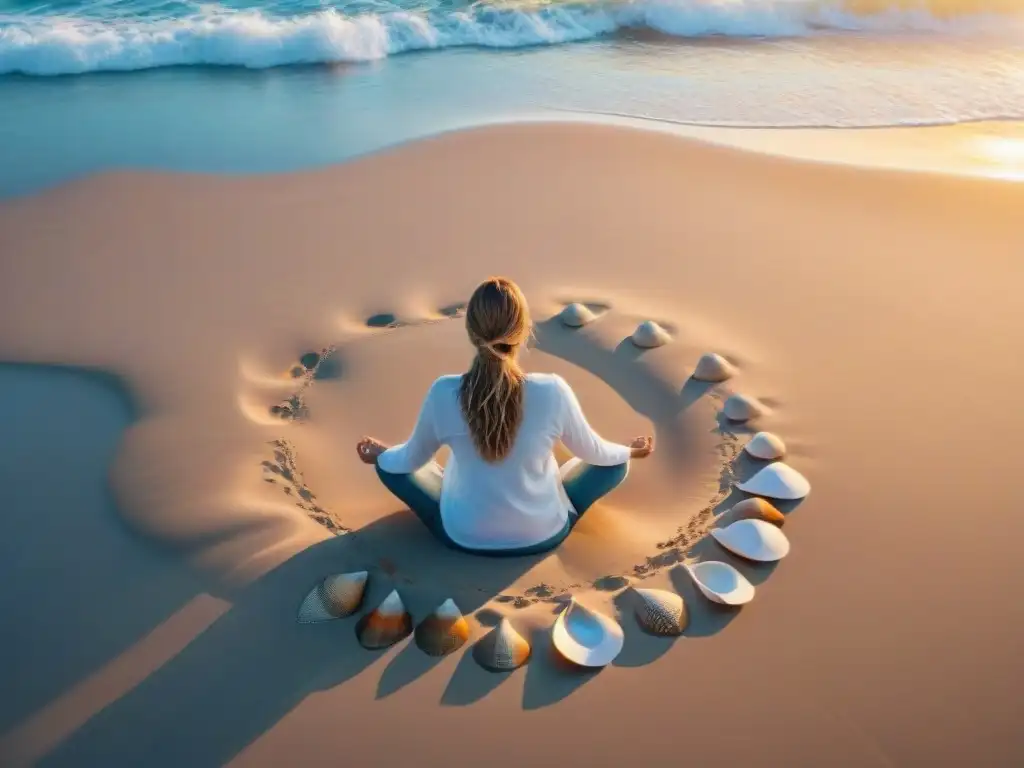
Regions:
[[356, 436, 388, 465], [629, 435, 655, 459]]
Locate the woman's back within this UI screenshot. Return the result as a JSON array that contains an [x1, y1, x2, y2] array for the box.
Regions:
[[361, 275, 651, 555], [377, 372, 631, 550]]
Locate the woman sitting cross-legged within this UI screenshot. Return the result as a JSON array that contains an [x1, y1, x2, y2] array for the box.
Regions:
[[356, 276, 654, 557]]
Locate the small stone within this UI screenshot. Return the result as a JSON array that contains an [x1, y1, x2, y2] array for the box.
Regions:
[[693, 353, 735, 383], [723, 394, 765, 422]]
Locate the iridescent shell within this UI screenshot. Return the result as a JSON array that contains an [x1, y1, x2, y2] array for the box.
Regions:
[[473, 618, 531, 672], [683, 561, 755, 606], [355, 589, 413, 649], [414, 599, 471, 657], [552, 598, 624, 667], [633, 588, 687, 636], [296, 571, 368, 624]]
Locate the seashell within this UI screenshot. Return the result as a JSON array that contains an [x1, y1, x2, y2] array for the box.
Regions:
[[730, 497, 786, 527], [693, 353, 735, 383], [711, 519, 791, 562], [723, 394, 765, 422], [297, 571, 368, 624], [684, 561, 755, 606], [631, 321, 672, 349], [551, 597, 624, 667], [744, 431, 786, 460], [355, 589, 413, 649], [414, 598, 471, 657], [473, 618, 531, 672], [736, 462, 810, 500], [633, 588, 688, 636], [559, 303, 597, 328]]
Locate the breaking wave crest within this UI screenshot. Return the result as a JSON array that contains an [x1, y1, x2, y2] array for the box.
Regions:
[[1, 0, 1020, 76]]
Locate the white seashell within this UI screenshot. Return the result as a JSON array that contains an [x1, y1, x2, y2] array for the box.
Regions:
[[473, 618, 531, 672], [693, 353, 735, 383], [559, 303, 597, 328], [684, 561, 755, 606], [552, 597, 624, 667], [631, 321, 672, 349], [297, 571, 368, 624], [711, 519, 790, 563], [633, 588, 687, 636], [736, 462, 810, 500], [414, 598, 471, 657], [723, 394, 765, 422], [744, 431, 786, 460], [355, 589, 413, 649]]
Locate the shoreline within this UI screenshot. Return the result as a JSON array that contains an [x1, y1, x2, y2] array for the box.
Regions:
[[4, 110, 1023, 204]]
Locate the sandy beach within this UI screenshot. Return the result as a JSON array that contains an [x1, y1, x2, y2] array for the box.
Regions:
[[2, 120, 1023, 767]]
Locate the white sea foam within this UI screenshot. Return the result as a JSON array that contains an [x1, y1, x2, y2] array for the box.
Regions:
[[0, 0, 1019, 76]]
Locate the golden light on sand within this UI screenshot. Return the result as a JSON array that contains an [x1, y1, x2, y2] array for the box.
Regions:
[[967, 135, 1024, 181]]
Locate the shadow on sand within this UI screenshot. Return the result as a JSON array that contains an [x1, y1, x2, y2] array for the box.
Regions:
[[532, 317, 710, 467], [4, 308, 804, 765], [0, 365, 205, 759]]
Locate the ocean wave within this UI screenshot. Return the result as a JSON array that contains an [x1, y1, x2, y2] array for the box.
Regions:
[[0, 0, 1019, 76]]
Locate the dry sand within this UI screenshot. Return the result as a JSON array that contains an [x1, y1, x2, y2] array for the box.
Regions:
[[1, 121, 1023, 767]]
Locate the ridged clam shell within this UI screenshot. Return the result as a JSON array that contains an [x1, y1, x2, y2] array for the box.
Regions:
[[631, 321, 672, 349], [736, 462, 810, 500], [730, 497, 786, 527], [559, 303, 597, 328], [297, 571, 368, 624], [693, 353, 735, 383], [684, 561, 755, 606], [711, 519, 791, 563], [473, 618, 531, 672], [414, 599, 470, 657], [355, 589, 413, 649], [633, 588, 687, 636], [723, 394, 765, 422], [745, 431, 786, 460]]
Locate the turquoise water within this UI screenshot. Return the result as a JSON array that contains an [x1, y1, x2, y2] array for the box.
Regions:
[[1, 1, 1023, 196], [2, 0, 1022, 75]]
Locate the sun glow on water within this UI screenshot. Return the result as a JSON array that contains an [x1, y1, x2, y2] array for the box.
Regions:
[[967, 135, 1024, 181]]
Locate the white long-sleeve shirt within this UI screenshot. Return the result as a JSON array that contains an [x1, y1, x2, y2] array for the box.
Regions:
[[377, 373, 631, 550]]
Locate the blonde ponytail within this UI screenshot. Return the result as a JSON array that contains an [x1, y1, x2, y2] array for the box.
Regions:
[[459, 278, 531, 462]]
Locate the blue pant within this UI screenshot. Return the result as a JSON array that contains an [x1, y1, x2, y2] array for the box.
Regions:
[[375, 458, 629, 557]]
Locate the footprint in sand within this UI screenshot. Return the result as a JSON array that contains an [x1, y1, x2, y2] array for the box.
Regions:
[[365, 302, 466, 331], [261, 438, 350, 534], [265, 347, 344, 421], [250, 297, 787, 606]]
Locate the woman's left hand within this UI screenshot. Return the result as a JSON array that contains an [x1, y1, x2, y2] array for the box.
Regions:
[[356, 436, 388, 465]]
